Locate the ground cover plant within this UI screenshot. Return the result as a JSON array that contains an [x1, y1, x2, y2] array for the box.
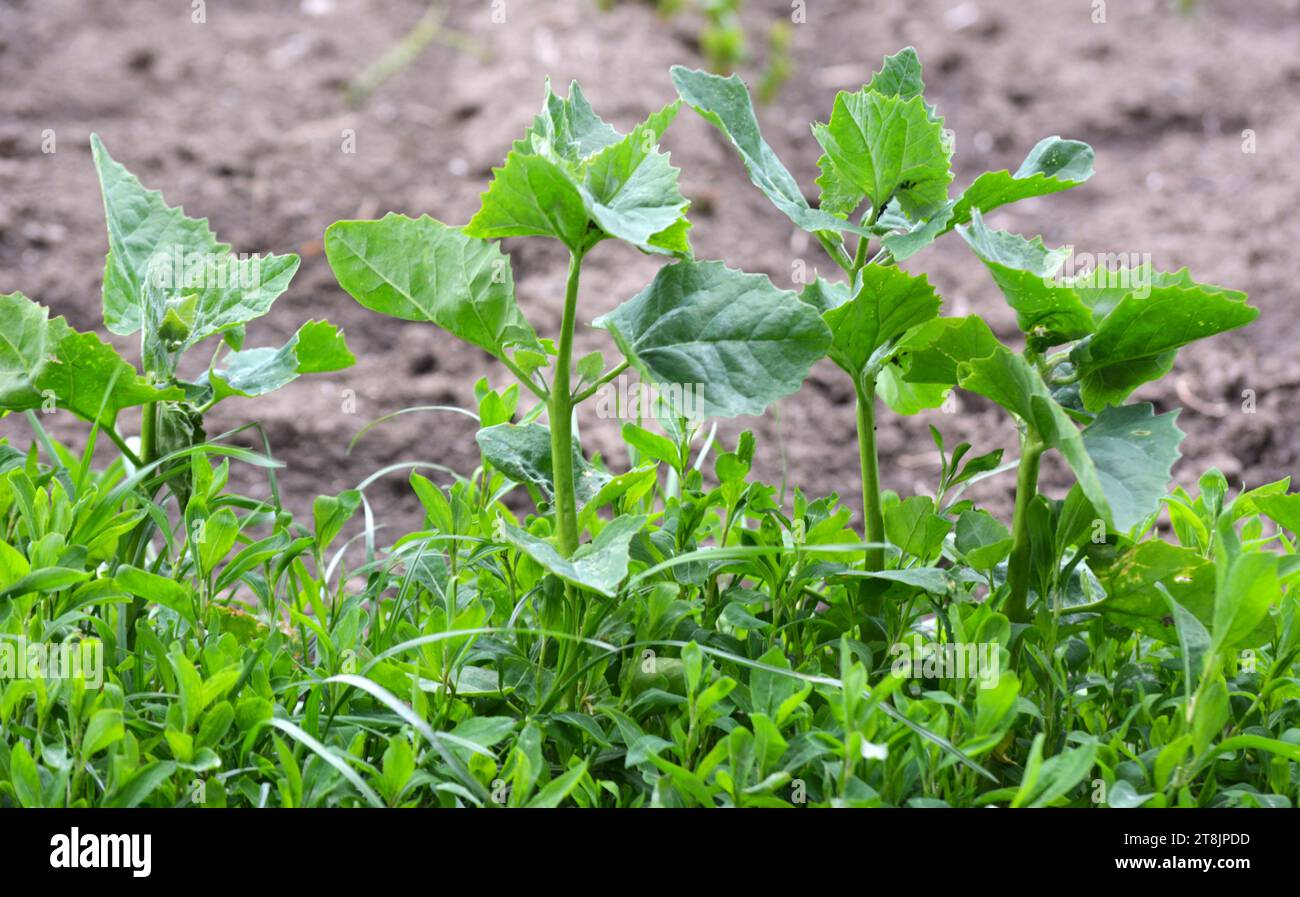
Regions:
[[2, 48, 1299, 809]]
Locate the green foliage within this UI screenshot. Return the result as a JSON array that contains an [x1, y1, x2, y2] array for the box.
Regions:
[[1, 51, 1291, 811]]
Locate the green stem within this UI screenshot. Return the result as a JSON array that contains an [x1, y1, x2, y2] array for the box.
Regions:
[[816, 232, 853, 271], [571, 359, 629, 405], [549, 248, 585, 558], [105, 426, 143, 468], [1005, 433, 1044, 623], [854, 373, 885, 572], [140, 401, 159, 467]]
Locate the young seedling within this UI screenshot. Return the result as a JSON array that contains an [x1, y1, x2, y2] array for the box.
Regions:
[[1, 137, 355, 638], [674, 49, 1255, 623], [325, 82, 828, 700], [2, 135, 354, 480]]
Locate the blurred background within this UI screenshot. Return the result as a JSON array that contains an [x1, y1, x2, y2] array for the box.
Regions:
[[2, 0, 1297, 529]]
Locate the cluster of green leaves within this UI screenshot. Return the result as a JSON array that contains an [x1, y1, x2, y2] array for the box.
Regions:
[[3, 401, 1298, 807], [1, 137, 354, 476], [2, 51, 1296, 809], [673, 48, 1257, 622]]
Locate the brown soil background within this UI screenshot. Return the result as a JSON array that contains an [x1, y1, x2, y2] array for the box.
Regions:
[[2, 0, 1298, 531]]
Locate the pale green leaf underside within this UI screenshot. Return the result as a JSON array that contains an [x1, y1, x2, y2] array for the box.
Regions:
[[670, 66, 868, 238], [593, 260, 831, 419], [958, 211, 1094, 342], [897, 315, 1002, 388], [882, 137, 1094, 262], [92, 135, 299, 350], [468, 84, 690, 255], [476, 422, 610, 507], [958, 344, 1111, 524], [204, 320, 355, 401], [1081, 402, 1184, 533], [502, 514, 647, 597]]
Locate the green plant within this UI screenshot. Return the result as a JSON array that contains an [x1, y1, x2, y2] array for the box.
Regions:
[[324, 82, 833, 704], [3, 52, 1298, 812], [672, 49, 1256, 624]]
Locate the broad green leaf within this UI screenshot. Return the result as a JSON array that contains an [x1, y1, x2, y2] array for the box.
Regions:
[[515, 81, 622, 161], [879, 202, 956, 262], [9, 742, 42, 808], [952, 137, 1093, 224], [0, 291, 49, 411], [204, 319, 355, 400], [1255, 493, 1300, 533], [1081, 403, 1184, 533], [670, 66, 865, 237], [476, 422, 610, 507], [797, 276, 852, 315], [621, 423, 678, 467], [526, 760, 589, 808], [896, 314, 1001, 387], [813, 89, 952, 220], [958, 344, 1110, 522], [1161, 585, 1211, 697], [876, 364, 950, 415], [973, 672, 1020, 738], [502, 515, 647, 596], [579, 103, 692, 254], [467, 83, 690, 254], [1211, 517, 1280, 653], [831, 567, 966, 596], [463, 149, 591, 249], [1094, 540, 1216, 644], [380, 735, 415, 802], [1106, 780, 1156, 809], [0, 567, 90, 600], [883, 495, 952, 559], [1012, 738, 1097, 807], [116, 564, 197, 624], [1070, 281, 1257, 411], [593, 260, 831, 418], [81, 709, 125, 760], [325, 214, 540, 361], [313, 489, 362, 552], [0, 293, 179, 426], [92, 134, 226, 336], [1191, 674, 1229, 758], [957, 211, 1094, 343], [107, 761, 177, 808], [821, 265, 940, 376], [955, 510, 1013, 570], [882, 136, 1094, 261], [92, 135, 299, 350], [862, 46, 928, 102], [196, 507, 240, 576]]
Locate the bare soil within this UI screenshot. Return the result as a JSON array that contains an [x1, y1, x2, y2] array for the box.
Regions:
[[2, 0, 1298, 530]]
